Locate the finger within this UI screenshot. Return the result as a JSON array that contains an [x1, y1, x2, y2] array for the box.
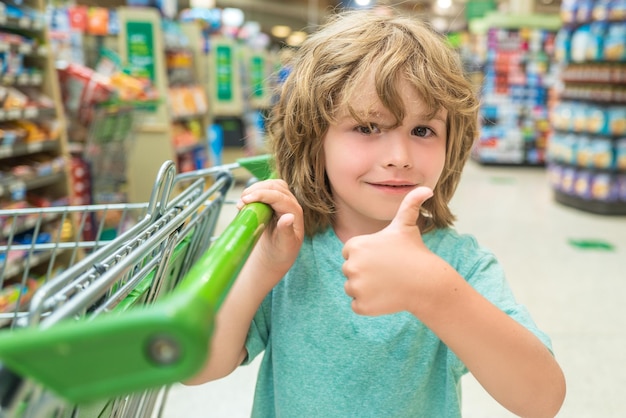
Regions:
[[343, 278, 353, 297], [276, 212, 295, 229], [388, 186, 433, 230], [241, 179, 289, 198], [275, 212, 304, 243], [241, 187, 298, 217]]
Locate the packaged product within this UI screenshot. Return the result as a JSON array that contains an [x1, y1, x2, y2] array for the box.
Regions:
[[603, 23, 626, 61], [576, 135, 594, 167], [617, 175, 626, 201], [576, 0, 595, 22], [547, 164, 564, 189], [586, 22, 607, 61], [571, 25, 592, 63], [586, 105, 608, 134], [57, 63, 112, 124], [616, 138, 626, 170], [593, 0, 614, 21], [574, 170, 592, 199], [608, 0, 626, 20], [590, 173, 617, 201], [561, 167, 577, 194], [564, 133, 579, 164], [572, 103, 588, 132], [561, 0, 578, 23], [591, 137, 615, 169], [607, 106, 626, 135], [554, 28, 573, 63]]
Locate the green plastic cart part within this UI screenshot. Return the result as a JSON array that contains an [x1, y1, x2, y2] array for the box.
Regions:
[[0, 202, 273, 404], [237, 154, 274, 181]]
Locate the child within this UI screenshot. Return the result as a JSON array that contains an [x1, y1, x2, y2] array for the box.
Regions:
[[187, 9, 566, 417]]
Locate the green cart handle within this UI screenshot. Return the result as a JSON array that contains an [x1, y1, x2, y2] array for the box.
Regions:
[[0, 172, 274, 403]]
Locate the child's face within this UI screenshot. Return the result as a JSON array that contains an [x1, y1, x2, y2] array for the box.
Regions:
[[323, 77, 447, 236]]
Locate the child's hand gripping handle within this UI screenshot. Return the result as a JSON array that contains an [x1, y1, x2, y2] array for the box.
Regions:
[[0, 157, 274, 404]]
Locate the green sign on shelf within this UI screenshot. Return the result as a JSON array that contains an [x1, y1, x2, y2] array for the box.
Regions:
[[216, 45, 233, 101], [125, 21, 156, 82], [251, 55, 264, 98], [466, 0, 497, 21]]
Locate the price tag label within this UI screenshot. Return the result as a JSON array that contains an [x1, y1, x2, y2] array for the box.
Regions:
[[23, 107, 38, 119], [27, 142, 44, 153], [18, 17, 31, 28], [0, 42, 8, 52], [0, 110, 5, 121], [17, 74, 29, 85], [18, 43, 33, 55], [7, 109, 21, 119], [0, 146, 11, 158], [30, 73, 43, 86]]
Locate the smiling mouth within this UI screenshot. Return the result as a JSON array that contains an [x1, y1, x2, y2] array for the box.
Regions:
[[368, 183, 416, 189]]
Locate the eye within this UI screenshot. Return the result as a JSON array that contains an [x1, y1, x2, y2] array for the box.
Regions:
[[355, 124, 381, 135], [412, 126, 435, 137]]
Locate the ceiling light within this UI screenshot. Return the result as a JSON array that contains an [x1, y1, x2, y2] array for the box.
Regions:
[[286, 31, 307, 47], [190, 0, 215, 8], [271, 25, 292, 38], [437, 0, 452, 9], [222, 7, 244, 27]]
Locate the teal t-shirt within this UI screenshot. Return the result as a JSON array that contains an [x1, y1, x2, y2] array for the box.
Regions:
[[243, 227, 552, 417]]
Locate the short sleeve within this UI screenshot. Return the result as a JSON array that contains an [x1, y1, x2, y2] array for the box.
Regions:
[[242, 291, 272, 365], [469, 254, 552, 349], [447, 251, 554, 375]]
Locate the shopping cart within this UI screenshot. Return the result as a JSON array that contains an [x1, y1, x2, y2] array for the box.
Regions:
[[81, 101, 156, 205], [0, 155, 274, 418]]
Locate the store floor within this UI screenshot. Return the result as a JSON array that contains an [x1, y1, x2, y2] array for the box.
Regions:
[[162, 161, 626, 418]]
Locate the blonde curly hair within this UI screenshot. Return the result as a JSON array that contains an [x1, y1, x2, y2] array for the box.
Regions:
[[267, 10, 479, 236]]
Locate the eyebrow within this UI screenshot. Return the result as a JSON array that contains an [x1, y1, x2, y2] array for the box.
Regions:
[[340, 105, 447, 126]]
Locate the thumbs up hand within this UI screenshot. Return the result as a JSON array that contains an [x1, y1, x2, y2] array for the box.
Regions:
[[342, 186, 437, 316]]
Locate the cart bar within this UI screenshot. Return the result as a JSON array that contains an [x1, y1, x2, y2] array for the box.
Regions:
[[0, 201, 272, 403], [174, 155, 274, 185], [236, 154, 274, 181]]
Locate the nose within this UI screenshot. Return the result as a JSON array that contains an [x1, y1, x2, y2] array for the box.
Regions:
[[384, 134, 412, 169]]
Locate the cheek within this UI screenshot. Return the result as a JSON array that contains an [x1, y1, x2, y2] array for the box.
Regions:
[[324, 139, 369, 179], [419, 142, 447, 186]]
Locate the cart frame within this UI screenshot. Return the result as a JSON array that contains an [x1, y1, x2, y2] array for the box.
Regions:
[[0, 155, 273, 418]]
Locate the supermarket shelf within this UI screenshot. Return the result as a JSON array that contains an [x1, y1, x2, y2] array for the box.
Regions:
[[1, 213, 60, 239], [471, 155, 546, 168], [0, 11, 45, 32], [0, 172, 66, 199], [0, 107, 55, 122], [0, 140, 59, 160], [0, 249, 62, 280], [554, 190, 626, 216]]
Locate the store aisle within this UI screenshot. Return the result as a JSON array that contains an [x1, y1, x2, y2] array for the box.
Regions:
[[162, 161, 626, 418]]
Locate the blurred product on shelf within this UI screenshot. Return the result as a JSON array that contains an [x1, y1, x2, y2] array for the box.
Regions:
[[547, 0, 626, 215], [0, 0, 74, 258], [57, 59, 159, 125], [472, 14, 560, 166], [56, 53, 160, 205]]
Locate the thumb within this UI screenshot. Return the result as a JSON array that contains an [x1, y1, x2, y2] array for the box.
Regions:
[[388, 186, 433, 229]]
